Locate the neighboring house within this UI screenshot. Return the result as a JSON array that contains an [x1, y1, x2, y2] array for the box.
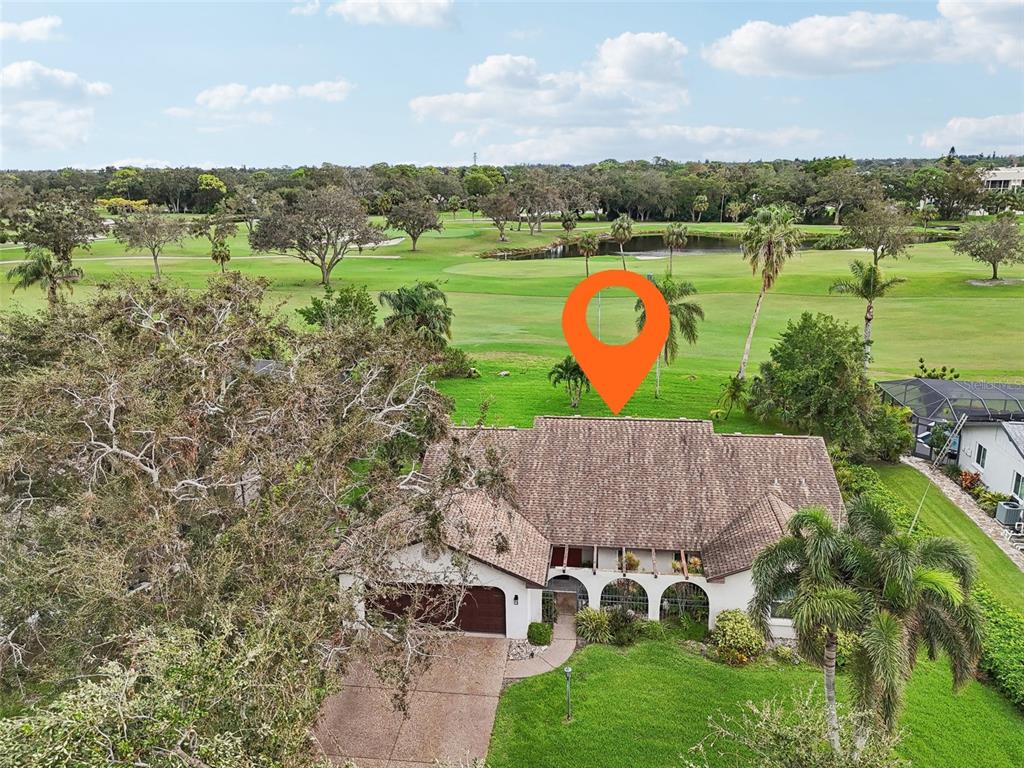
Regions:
[[957, 421, 1024, 500], [982, 166, 1024, 192], [876, 378, 1024, 460], [336, 416, 844, 640]]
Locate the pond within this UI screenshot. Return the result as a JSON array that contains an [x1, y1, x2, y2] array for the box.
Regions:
[[489, 233, 743, 260]]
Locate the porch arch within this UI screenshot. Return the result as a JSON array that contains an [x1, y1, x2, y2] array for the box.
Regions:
[[599, 578, 649, 615], [659, 581, 710, 625]]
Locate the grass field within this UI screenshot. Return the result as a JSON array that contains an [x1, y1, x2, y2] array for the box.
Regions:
[[2, 217, 1022, 430], [487, 641, 1024, 768], [874, 463, 1024, 613]]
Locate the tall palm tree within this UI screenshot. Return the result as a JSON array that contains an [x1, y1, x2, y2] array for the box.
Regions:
[[737, 204, 801, 379], [548, 355, 590, 408], [577, 231, 602, 340], [841, 495, 981, 732], [610, 214, 633, 268], [634, 276, 703, 398], [7, 251, 83, 309], [379, 281, 454, 348], [749, 507, 862, 753], [663, 223, 687, 277], [829, 260, 906, 369]]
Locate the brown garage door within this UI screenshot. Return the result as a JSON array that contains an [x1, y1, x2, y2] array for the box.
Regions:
[[368, 585, 506, 635]]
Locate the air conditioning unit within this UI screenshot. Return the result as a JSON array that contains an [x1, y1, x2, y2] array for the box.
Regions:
[[995, 501, 1022, 526]]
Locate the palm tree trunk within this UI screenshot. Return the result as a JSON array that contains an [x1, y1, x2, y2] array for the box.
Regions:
[[824, 632, 841, 753], [737, 284, 766, 379], [655, 353, 661, 399], [46, 281, 58, 310], [863, 301, 874, 369], [668, 247, 673, 277], [220, 260, 226, 273], [598, 292, 602, 341]]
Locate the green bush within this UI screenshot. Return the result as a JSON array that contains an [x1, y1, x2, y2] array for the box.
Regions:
[[574, 607, 611, 644], [607, 606, 640, 646], [709, 609, 765, 663], [636, 619, 666, 641], [974, 586, 1024, 710], [428, 345, 477, 379], [813, 232, 858, 250], [772, 644, 799, 665], [527, 621, 553, 646]]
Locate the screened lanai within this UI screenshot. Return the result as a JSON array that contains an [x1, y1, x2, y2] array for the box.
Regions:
[[876, 378, 1024, 458]]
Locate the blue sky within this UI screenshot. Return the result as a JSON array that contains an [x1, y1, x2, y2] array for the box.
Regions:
[[1, 1, 1022, 169]]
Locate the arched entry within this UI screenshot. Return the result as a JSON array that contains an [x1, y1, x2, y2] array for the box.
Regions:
[[544, 575, 589, 618], [600, 578, 648, 614], [659, 581, 709, 625]]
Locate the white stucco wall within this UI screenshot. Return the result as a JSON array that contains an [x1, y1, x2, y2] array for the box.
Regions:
[[547, 565, 795, 640], [957, 423, 1024, 498], [340, 542, 539, 639]]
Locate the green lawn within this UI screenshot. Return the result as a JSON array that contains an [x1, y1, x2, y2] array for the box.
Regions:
[[2, 219, 1022, 432], [488, 641, 1024, 768], [873, 463, 1024, 613]]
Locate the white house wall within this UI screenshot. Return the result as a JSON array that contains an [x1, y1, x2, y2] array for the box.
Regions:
[[548, 566, 795, 640], [958, 424, 1024, 498]]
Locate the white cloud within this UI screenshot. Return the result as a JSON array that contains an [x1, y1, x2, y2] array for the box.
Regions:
[[411, 32, 819, 163], [0, 101, 94, 151], [327, 0, 453, 27], [289, 0, 321, 16], [704, 1, 1023, 76], [0, 15, 62, 42], [919, 113, 1024, 155], [0, 61, 110, 153], [0, 60, 112, 96], [166, 78, 353, 132], [297, 79, 354, 101]]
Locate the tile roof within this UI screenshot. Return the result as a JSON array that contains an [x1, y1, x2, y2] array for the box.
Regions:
[[422, 417, 844, 581], [1002, 422, 1024, 459]]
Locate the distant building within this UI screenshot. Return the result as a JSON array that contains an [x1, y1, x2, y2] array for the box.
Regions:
[[982, 167, 1024, 192]]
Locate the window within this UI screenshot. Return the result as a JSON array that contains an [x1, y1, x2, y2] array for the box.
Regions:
[[975, 444, 987, 468], [1013, 472, 1023, 500]]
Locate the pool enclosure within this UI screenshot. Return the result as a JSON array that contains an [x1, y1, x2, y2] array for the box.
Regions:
[[876, 378, 1024, 459]]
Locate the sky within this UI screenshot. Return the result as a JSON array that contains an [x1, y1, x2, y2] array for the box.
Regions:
[[1, 0, 1022, 169]]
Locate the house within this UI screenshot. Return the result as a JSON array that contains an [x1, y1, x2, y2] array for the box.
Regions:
[[982, 166, 1024, 192], [957, 421, 1024, 500], [337, 416, 844, 640], [876, 378, 1024, 460]]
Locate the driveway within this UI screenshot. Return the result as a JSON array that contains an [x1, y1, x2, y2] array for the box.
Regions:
[[313, 636, 508, 767]]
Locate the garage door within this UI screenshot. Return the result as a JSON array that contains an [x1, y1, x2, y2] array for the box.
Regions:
[[368, 585, 506, 635]]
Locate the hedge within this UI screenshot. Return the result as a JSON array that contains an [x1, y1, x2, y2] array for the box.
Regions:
[[836, 459, 1024, 710], [527, 621, 553, 647]]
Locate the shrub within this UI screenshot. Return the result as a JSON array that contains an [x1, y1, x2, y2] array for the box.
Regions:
[[813, 232, 858, 250], [607, 606, 640, 646], [960, 470, 981, 491], [527, 621, 553, 647], [709, 609, 765, 662], [772, 644, 799, 665], [428, 345, 477, 379], [636, 619, 666, 641], [574, 607, 611, 644], [619, 551, 640, 571], [974, 586, 1024, 710]]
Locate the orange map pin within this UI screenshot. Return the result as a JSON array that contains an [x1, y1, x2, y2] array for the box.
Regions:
[[561, 270, 670, 415]]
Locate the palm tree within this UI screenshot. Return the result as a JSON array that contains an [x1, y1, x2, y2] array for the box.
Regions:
[[379, 281, 454, 348], [634, 276, 703, 398], [548, 355, 590, 408], [752, 499, 983, 750], [749, 507, 862, 753], [610, 214, 633, 268], [841, 495, 981, 733], [737, 204, 801, 379], [663, 223, 687, 277], [829, 260, 906, 369], [577, 231, 599, 277], [6, 251, 83, 309], [714, 374, 747, 421]]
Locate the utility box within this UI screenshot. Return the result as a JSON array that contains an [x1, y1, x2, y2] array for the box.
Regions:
[[996, 501, 1022, 526]]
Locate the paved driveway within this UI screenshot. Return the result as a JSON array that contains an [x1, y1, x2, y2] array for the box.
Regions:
[[314, 636, 508, 767]]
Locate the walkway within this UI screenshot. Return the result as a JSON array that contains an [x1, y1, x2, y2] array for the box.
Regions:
[[505, 613, 577, 679], [901, 456, 1024, 571]]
